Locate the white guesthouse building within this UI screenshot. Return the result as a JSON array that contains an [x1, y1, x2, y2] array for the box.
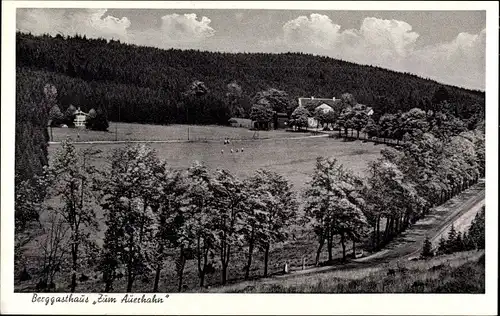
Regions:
[[296, 96, 374, 128], [298, 97, 338, 128], [74, 108, 89, 128]]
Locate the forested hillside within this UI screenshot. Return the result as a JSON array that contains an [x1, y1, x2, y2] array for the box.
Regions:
[[17, 32, 484, 126]]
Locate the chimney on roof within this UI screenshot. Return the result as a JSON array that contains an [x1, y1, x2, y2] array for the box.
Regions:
[[332, 97, 336, 101], [311, 96, 315, 100]]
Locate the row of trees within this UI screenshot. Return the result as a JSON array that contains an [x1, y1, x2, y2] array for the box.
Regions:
[[337, 94, 482, 143], [363, 124, 484, 250], [17, 32, 484, 126], [303, 121, 484, 265], [20, 140, 300, 292], [17, 119, 485, 292], [362, 106, 479, 143], [283, 89, 483, 143], [421, 206, 485, 258]]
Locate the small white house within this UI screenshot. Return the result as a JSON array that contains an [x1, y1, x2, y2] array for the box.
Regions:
[[73, 108, 89, 128]]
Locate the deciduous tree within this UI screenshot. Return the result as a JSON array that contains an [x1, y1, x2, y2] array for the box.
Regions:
[[249, 169, 298, 277], [99, 145, 162, 292], [181, 162, 218, 288], [46, 139, 100, 292], [304, 157, 367, 263], [211, 169, 247, 285], [290, 106, 310, 131], [250, 101, 274, 130]]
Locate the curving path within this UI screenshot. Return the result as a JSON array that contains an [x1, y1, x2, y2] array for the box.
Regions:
[[206, 180, 486, 291]]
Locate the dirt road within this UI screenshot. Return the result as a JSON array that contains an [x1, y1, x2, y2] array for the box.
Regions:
[[206, 180, 486, 291], [357, 179, 485, 263]]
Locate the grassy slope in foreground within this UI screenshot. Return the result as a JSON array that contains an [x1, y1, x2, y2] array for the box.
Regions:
[[206, 250, 485, 293]]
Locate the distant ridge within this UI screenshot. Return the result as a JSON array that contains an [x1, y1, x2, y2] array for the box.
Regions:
[[16, 32, 484, 125]]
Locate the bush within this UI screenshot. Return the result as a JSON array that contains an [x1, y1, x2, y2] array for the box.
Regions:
[[420, 236, 434, 259], [85, 108, 109, 131]]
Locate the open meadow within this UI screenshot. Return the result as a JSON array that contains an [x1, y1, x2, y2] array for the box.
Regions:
[[49, 122, 299, 142], [47, 128, 383, 192]]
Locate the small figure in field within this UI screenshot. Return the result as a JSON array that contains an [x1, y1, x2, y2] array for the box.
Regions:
[[227, 138, 231, 144], [241, 148, 244, 152], [224, 138, 228, 145], [230, 148, 234, 153], [221, 149, 224, 154], [283, 261, 289, 274], [236, 148, 239, 153]]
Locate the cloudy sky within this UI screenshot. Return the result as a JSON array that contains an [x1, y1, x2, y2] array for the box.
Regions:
[[16, 9, 486, 90]]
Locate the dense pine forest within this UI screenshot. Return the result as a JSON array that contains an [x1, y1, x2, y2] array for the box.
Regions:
[[17, 32, 484, 126]]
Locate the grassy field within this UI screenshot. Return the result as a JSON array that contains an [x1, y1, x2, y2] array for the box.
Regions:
[[205, 250, 485, 293], [47, 132, 383, 192], [18, 125, 385, 293], [49, 122, 300, 142]]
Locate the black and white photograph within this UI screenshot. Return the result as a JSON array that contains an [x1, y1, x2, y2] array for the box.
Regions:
[[1, 1, 498, 315]]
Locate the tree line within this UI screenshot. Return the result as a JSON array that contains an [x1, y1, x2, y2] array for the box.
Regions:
[[17, 32, 484, 126], [303, 119, 484, 262], [285, 90, 484, 143], [16, 114, 484, 292], [17, 140, 300, 292]]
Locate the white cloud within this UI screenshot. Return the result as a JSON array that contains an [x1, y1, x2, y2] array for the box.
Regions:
[[280, 14, 485, 90], [408, 28, 485, 89], [131, 13, 215, 49], [283, 13, 341, 49], [17, 9, 130, 41], [159, 13, 215, 41], [17, 9, 215, 49]]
